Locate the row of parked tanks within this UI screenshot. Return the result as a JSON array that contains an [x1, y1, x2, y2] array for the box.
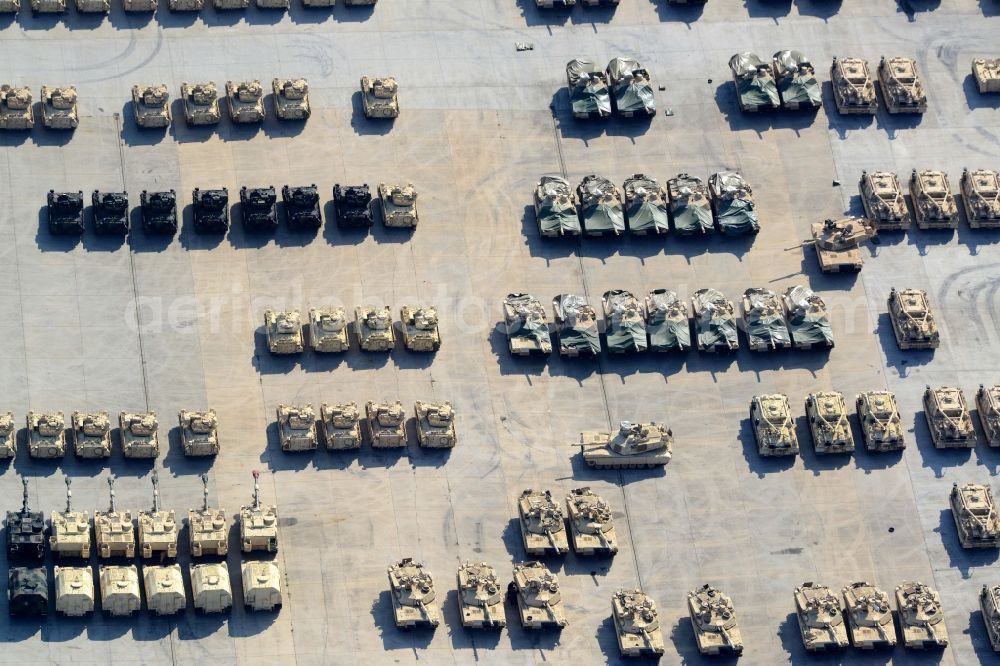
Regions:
[[502, 287, 833, 357], [565, 58, 656, 119], [859, 169, 1000, 231], [0, 0, 372, 14], [0, 84, 78, 129], [263, 305, 439, 355], [534, 171, 758, 237]]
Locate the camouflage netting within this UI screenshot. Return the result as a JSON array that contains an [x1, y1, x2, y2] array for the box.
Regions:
[[694, 289, 737, 350], [710, 172, 759, 235], [785, 286, 834, 347], [606, 58, 655, 115], [578, 175, 624, 234], [604, 291, 646, 353], [729, 53, 779, 109], [743, 288, 790, 348], [773, 50, 821, 107], [555, 294, 600, 354], [567, 59, 611, 117], [536, 176, 579, 235], [669, 176, 714, 234], [647, 291, 690, 350], [624, 176, 668, 234]]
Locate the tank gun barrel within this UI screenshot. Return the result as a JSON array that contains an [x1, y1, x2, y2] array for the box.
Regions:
[[201, 473, 209, 512], [65, 477, 73, 513], [151, 470, 160, 512], [252, 470, 261, 510], [21, 478, 29, 514], [107, 476, 116, 512]]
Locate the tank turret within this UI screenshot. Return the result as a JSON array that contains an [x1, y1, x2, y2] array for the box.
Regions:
[[7, 478, 45, 560], [517, 489, 569, 556], [95, 477, 136, 559], [387, 558, 439, 628], [687, 584, 744, 655], [581, 421, 673, 469], [189, 474, 227, 557], [240, 470, 278, 553], [49, 478, 91, 559], [613, 589, 665, 657], [565, 487, 618, 555], [510, 562, 566, 629], [138, 471, 178, 558], [456, 562, 505, 629]]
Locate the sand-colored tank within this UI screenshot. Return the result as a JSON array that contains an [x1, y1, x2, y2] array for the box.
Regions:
[[888, 288, 939, 350], [577, 174, 625, 236], [181, 82, 220, 125], [388, 558, 439, 628], [189, 475, 228, 557], [138, 472, 178, 559], [782, 286, 834, 350], [264, 309, 304, 354], [751, 394, 798, 456], [27, 410, 66, 458], [805, 391, 855, 454], [980, 584, 1000, 651], [54, 566, 94, 617], [226, 80, 265, 123], [95, 478, 135, 559], [361, 77, 399, 119], [895, 581, 948, 648], [456, 561, 505, 629], [0, 411, 14, 459], [856, 391, 905, 452], [623, 174, 668, 235], [565, 487, 617, 556], [214, 0, 248, 9], [950, 483, 1000, 548], [910, 169, 958, 229], [272, 78, 310, 120], [553, 293, 600, 357], [503, 293, 553, 355], [7, 479, 44, 560], [366, 400, 406, 448], [191, 563, 232, 614], [977, 384, 1000, 447], [414, 401, 456, 448], [401, 305, 441, 352], [132, 84, 170, 128], [741, 288, 791, 351], [878, 56, 926, 114], [691, 288, 739, 352], [830, 57, 877, 114], [687, 584, 743, 655], [581, 421, 673, 469], [277, 403, 318, 452], [242, 560, 282, 612], [961, 168, 1000, 228], [30, 0, 65, 13], [517, 489, 569, 556], [772, 49, 821, 110], [973, 58, 1000, 94], [842, 581, 896, 649], [795, 582, 848, 651], [169, 0, 204, 10], [40, 86, 79, 129], [123, 0, 156, 11], [240, 471, 278, 553], [924, 386, 976, 449], [119, 411, 159, 459], [320, 402, 362, 450], [811, 217, 874, 273], [179, 408, 220, 456], [566, 59, 611, 119], [645, 289, 690, 352], [729, 52, 779, 112], [510, 562, 566, 629], [71, 410, 112, 459], [75, 0, 110, 10], [50, 478, 91, 559], [602, 290, 647, 354], [308, 307, 350, 353], [8, 567, 48, 618], [534, 176, 580, 237], [355, 306, 395, 351], [99, 565, 141, 617], [378, 182, 418, 228], [0, 85, 33, 130], [859, 170, 910, 230], [144, 564, 186, 616], [613, 590, 665, 656]]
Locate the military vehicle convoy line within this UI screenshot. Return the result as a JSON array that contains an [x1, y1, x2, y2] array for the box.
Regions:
[[264, 305, 439, 355], [0, 0, 373, 18]]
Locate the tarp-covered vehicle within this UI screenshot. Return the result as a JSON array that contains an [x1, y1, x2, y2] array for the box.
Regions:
[[691, 288, 738, 352], [553, 294, 601, 357], [503, 293, 552, 356], [645, 290, 690, 352], [577, 175, 625, 236], [742, 288, 791, 351], [623, 175, 669, 235], [772, 50, 822, 110], [782, 286, 834, 349], [566, 59, 611, 119], [534, 176, 580, 237], [708, 171, 760, 236], [729, 53, 779, 112], [605, 57, 655, 117], [667, 174, 713, 235], [602, 290, 647, 354]]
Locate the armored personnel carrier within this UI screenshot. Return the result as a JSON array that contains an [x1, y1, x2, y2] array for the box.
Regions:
[[92, 191, 129, 235], [856, 391, 905, 452], [811, 217, 874, 273], [415, 401, 456, 448], [534, 176, 580, 237], [144, 564, 186, 616], [666, 173, 713, 234], [47, 190, 85, 235], [189, 475, 228, 557], [950, 483, 1000, 548], [29, 0, 65, 12], [729, 52, 779, 112], [613, 590, 665, 657], [805, 392, 855, 455], [242, 560, 282, 612], [366, 400, 406, 448], [180, 409, 220, 456], [0, 411, 14, 459], [132, 84, 170, 128], [281, 184, 322, 229], [308, 308, 349, 353], [795, 582, 849, 652], [50, 479, 90, 559], [553, 294, 600, 357], [119, 410, 159, 458], [226, 80, 265, 123], [924, 386, 976, 449], [878, 56, 927, 114], [54, 566, 94, 617], [645, 290, 690, 352], [741, 288, 791, 351], [750, 394, 799, 457], [910, 169, 959, 229], [772, 50, 821, 109], [240, 186, 278, 231], [517, 489, 569, 556], [123, 0, 156, 10], [192, 187, 229, 232], [140, 189, 178, 235], [272, 78, 310, 120], [388, 558, 438, 628], [401, 305, 441, 352], [623, 175, 668, 235], [859, 170, 910, 230], [888, 288, 939, 350], [961, 168, 1000, 228], [782, 286, 834, 350], [378, 182, 419, 228], [565, 487, 617, 555], [320, 402, 362, 450], [7, 480, 45, 560], [973, 58, 1000, 94], [277, 403, 318, 452], [138, 472, 178, 559], [708, 171, 759, 235], [577, 174, 625, 236], [333, 184, 373, 228], [240, 470, 278, 553], [605, 58, 655, 117], [830, 56, 878, 114], [191, 563, 232, 613], [603, 290, 647, 354], [977, 384, 1000, 447], [9, 567, 48, 618], [581, 421, 672, 469], [95, 478, 135, 559], [842, 581, 896, 649], [99, 565, 140, 617], [980, 584, 1000, 651], [503, 293, 552, 355], [895, 581, 948, 649], [457, 562, 505, 629], [510, 562, 566, 629], [40, 86, 79, 129], [691, 288, 739, 352], [361, 76, 399, 119], [566, 59, 611, 119], [0, 85, 33, 130], [264, 309, 304, 354], [355, 306, 395, 351], [27, 410, 66, 458], [181, 82, 221, 125], [687, 584, 743, 655], [71, 410, 112, 459], [75, 0, 109, 10]]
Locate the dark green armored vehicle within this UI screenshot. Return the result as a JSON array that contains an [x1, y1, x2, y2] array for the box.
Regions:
[[729, 52, 779, 112], [667, 174, 714, 235], [566, 59, 611, 119], [708, 171, 759, 236], [48, 190, 84, 235], [623, 175, 669, 235], [605, 57, 655, 117], [9, 567, 48, 618], [534, 176, 580, 237], [577, 175, 625, 237], [772, 50, 822, 110]]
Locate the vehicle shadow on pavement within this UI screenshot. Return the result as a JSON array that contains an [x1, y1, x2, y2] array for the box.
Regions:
[[179, 204, 227, 251], [875, 313, 933, 379], [967, 610, 995, 662], [963, 74, 1000, 110], [895, 0, 941, 21], [350, 92, 393, 137], [287, 3, 333, 24], [936, 509, 998, 579], [738, 416, 795, 478], [442, 589, 502, 651], [669, 615, 736, 666], [796, 0, 842, 21], [713, 84, 816, 137], [980, 0, 1000, 16], [161, 426, 214, 476], [489, 326, 549, 378], [651, 0, 704, 24], [331, 2, 374, 22], [226, 204, 272, 250], [120, 103, 170, 147], [35, 205, 82, 253], [520, 206, 579, 263], [514, 0, 570, 27], [745, 0, 792, 21], [913, 410, 971, 479], [797, 415, 851, 477], [823, 82, 874, 141], [955, 211, 1000, 257], [371, 590, 435, 650], [251, 329, 300, 375]]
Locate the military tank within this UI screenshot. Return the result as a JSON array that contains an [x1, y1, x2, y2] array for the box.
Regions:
[[666, 173, 713, 235], [842, 582, 896, 649], [264, 309, 304, 354], [805, 391, 855, 455], [355, 306, 395, 351], [811, 217, 874, 273], [602, 290, 647, 354], [132, 84, 170, 128], [580, 421, 672, 469], [623, 175, 668, 235], [333, 184, 374, 228], [708, 171, 759, 235], [179, 408, 220, 456], [687, 584, 743, 655], [924, 386, 976, 449], [517, 489, 569, 556], [977, 384, 1000, 447], [856, 391, 905, 452], [30, 0, 66, 13], [578, 175, 625, 236], [272, 78, 310, 120], [878, 56, 927, 114], [565, 487, 617, 555], [226, 80, 265, 123], [119, 410, 159, 458], [140, 189, 178, 235], [7, 479, 44, 560], [772, 50, 821, 109], [795, 582, 849, 652], [534, 176, 580, 237], [144, 564, 186, 616], [729, 52, 779, 112], [553, 294, 600, 357], [750, 394, 799, 456], [240, 470, 278, 553], [240, 186, 278, 231], [378, 182, 419, 228], [0, 411, 14, 459], [99, 565, 141, 617], [213, 0, 248, 9], [92, 191, 129, 236], [71, 410, 112, 459], [741, 288, 791, 351], [456, 562, 505, 629], [49, 478, 91, 559], [980, 584, 1000, 651], [189, 474, 228, 557], [192, 187, 230, 233], [95, 478, 135, 559], [75, 0, 110, 11], [961, 168, 1000, 229], [830, 56, 878, 114], [566, 59, 611, 119], [138, 471, 178, 559], [612, 590, 665, 657], [277, 403, 318, 452], [27, 410, 66, 458], [401, 305, 441, 352], [691, 288, 739, 352], [414, 401, 456, 448], [191, 563, 233, 614], [605, 57, 655, 117], [950, 482, 1000, 548], [282, 184, 322, 229], [895, 581, 948, 649], [242, 560, 283, 612], [366, 400, 406, 448], [510, 562, 566, 629], [888, 288, 939, 350], [54, 566, 94, 617], [644, 290, 690, 352], [9, 567, 48, 618], [388, 558, 439, 628], [320, 402, 362, 450], [910, 169, 959, 230], [782, 286, 834, 350], [180, 83, 220, 126], [503, 293, 552, 355], [859, 170, 910, 230], [361, 76, 399, 119], [973, 58, 1000, 94], [123, 0, 156, 10], [47, 190, 85, 235], [41, 85, 79, 129], [0, 85, 33, 130]]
